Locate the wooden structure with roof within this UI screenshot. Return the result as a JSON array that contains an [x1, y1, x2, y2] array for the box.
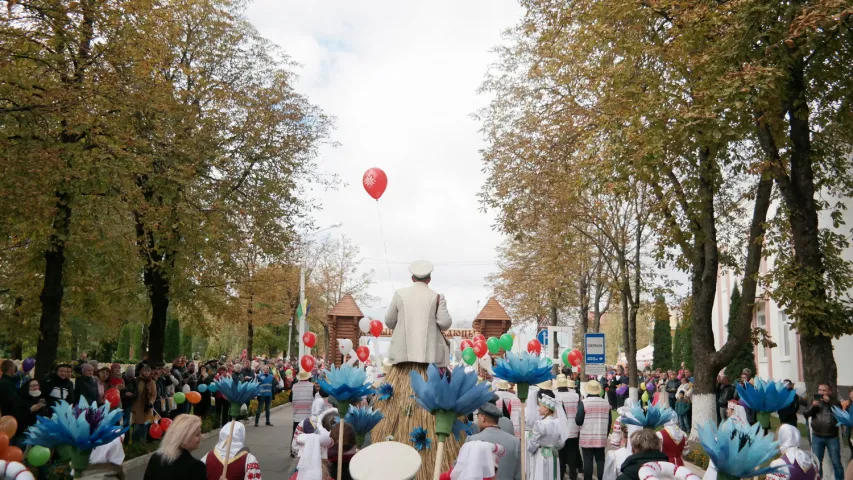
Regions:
[[472, 297, 512, 338], [327, 294, 364, 366]]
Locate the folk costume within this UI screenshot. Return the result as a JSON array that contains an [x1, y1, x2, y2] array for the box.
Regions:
[[202, 421, 262, 480], [495, 380, 522, 438], [555, 375, 582, 480], [289, 433, 333, 480], [528, 395, 567, 480], [766, 425, 820, 480], [657, 420, 688, 466]]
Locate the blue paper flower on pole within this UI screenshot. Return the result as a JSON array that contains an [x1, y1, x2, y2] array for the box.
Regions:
[[409, 426, 432, 451], [697, 418, 784, 478], [318, 364, 375, 415], [735, 378, 795, 428], [410, 364, 493, 441], [620, 404, 675, 430], [377, 383, 394, 401], [215, 377, 260, 417], [345, 406, 385, 445], [832, 406, 853, 427], [492, 352, 555, 402], [24, 398, 128, 474]]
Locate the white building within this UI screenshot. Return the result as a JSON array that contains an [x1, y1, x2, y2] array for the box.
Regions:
[[710, 197, 853, 387]]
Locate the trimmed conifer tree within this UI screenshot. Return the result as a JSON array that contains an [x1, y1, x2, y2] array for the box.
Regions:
[[652, 295, 673, 371], [724, 285, 756, 379]]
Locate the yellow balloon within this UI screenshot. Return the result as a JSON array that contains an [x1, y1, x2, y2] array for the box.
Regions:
[[640, 382, 646, 391]]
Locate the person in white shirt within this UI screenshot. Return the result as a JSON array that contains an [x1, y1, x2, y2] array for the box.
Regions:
[[555, 375, 582, 480]]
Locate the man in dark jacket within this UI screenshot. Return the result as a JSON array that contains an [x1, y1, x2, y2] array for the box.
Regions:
[[0, 360, 20, 416], [617, 429, 669, 480], [665, 371, 681, 408], [42, 364, 75, 408], [776, 380, 800, 427], [74, 363, 100, 405], [805, 383, 843, 480], [716, 375, 735, 424]]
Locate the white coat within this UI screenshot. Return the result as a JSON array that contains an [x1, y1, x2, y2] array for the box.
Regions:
[[385, 281, 452, 366]]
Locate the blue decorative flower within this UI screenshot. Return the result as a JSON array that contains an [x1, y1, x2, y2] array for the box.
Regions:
[[832, 406, 853, 427], [318, 364, 375, 404], [410, 365, 493, 416], [451, 419, 474, 440], [409, 426, 432, 451], [620, 404, 675, 429], [735, 378, 795, 413], [345, 406, 385, 438], [697, 418, 784, 478], [377, 383, 394, 401], [24, 398, 127, 451], [493, 352, 554, 388], [215, 377, 261, 405]]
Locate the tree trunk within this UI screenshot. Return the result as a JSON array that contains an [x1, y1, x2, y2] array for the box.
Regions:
[[144, 262, 170, 364], [247, 296, 254, 359], [141, 323, 149, 356], [35, 194, 71, 384], [801, 335, 837, 395]]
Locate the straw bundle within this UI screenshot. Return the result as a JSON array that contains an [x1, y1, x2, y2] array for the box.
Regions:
[[370, 363, 465, 480]]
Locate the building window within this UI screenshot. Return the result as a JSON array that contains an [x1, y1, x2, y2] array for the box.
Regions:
[[756, 303, 767, 361], [779, 311, 791, 358]]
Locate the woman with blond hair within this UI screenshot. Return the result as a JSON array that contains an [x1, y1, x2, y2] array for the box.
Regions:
[[142, 414, 206, 480]]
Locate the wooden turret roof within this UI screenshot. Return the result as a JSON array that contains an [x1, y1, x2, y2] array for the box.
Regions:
[[474, 297, 511, 322], [328, 294, 364, 318]]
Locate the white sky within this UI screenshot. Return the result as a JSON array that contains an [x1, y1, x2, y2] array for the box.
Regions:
[[246, 1, 524, 325]]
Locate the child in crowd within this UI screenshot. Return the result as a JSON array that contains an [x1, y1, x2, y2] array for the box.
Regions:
[[674, 391, 691, 433]]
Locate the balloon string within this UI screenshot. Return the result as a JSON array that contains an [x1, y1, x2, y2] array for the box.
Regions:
[[375, 200, 395, 293]]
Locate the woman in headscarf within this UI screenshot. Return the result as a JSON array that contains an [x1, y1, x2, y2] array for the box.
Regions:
[[657, 418, 688, 466], [439, 441, 506, 480], [766, 424, 819, 480], [528, 394, 567, 480], [289, 433, 333, 480], [201, 421, 262, 480], [12, 378, 46, 446], [132, 365, 157, 441], [726, 399, 749, 426]]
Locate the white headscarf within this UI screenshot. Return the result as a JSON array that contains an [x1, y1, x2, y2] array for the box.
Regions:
[[297, 433, 333, 480], [661, 417, 686, 444], [215, 421, 245, 459], [778, 424, 816, 471], [451, 441, 505, 480], [89, 435, 125, 465]]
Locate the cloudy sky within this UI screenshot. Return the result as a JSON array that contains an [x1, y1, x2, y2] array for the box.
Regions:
[[246, 1, 524, 325]]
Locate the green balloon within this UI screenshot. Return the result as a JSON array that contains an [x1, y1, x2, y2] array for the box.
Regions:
[[462, 347, 477, 366], [641, 391, 650, 402], [561, 349, 570, 367], [27, 445, 51, 467], [499, 333, 514, 351], [486, 337, 501, 355], [174, 392, 186, 404]]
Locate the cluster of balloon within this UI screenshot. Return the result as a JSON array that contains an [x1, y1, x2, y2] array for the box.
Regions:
[[301, 354, 315, 372], [362, 167, 388, 200], [0, 458, 33, 480], [358, 318, 384, 338], [0, 417, 28, 472], [527, 339, 542, 355], [472, 334, 488, 359], [561, 349, 582, 367], [105, 388, 121, 409], [149, 416, 174, 439], [302, 332, 317, 349]]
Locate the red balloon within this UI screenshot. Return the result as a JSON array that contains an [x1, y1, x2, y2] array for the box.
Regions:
[[356, 346, 371, 362], [149, 423, 163, 440], [568, 349, 583, 367], [241, 349, 247, 358], [302, 332, 317, 348], [159, 418, 173, 432], [473, 341, 488, 358], [362, 167, 388, 200], [369, 320, 384, 337], [459, 340, 473, 351], [472, 334, 486, 344], [2, 446, 23, 462], [301, 355, 316, 372], [527, 339, 542, 355], [105, 388, 120, 409]]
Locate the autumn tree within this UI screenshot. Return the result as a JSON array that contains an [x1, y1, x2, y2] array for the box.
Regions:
[[651, 296, 672, 371]]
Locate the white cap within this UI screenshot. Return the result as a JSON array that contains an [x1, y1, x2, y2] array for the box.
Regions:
[[350, 441, 422, 480], [408, 260, 433, 279]]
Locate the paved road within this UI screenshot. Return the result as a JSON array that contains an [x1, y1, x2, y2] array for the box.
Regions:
[[124, 404, 297, 480]]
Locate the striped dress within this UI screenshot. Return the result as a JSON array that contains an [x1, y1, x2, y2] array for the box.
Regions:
[[292, 382, 314, 424]]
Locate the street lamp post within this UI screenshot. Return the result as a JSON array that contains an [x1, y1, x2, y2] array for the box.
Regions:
[[291, 223, 342, 362]]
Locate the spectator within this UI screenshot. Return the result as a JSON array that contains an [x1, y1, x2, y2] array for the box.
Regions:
[[238, 359, 255, 383], [805, 383, 843, 480], [675, 391, 691, 433], [777, 380, 801, 427], [716, 375, 735, 424], [74, 352, 89, 377], [121, 366, 137, 428], [0, 360, 20, 417], [97, 367, 111, 404], [214, 366, 231, 427], [12, 378, 45, 446], [576, 380, 610, 480], [142, 414, 206, 480], [616, 429, 668, 480], [255, 365, 275, 427], [132, 366, 157, 441], [43, 363, 75, 408], [665, 371, 680, 409], [75, 363, 100, 405]]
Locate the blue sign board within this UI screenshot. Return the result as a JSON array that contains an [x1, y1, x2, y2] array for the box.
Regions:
[[584, 333, 606, 365], [537, 329, 548, 345]]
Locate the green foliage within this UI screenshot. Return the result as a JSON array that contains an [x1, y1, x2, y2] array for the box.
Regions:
[[180, 328, 193, 358], [672, 319, 683, 369], [724, 286, 756, 380], [164, 317, 181, 361], [652, 296, 672, 371], [117, 325, 131, 359], [680, 318, 693, 371], [130, 323, 143, 361]]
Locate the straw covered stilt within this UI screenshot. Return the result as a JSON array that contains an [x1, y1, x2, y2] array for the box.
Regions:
[[370, 363, 465, 480]]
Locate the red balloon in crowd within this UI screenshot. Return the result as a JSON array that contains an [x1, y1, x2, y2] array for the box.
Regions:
[[302, 332, 317, 348], [149, 423, 163, 440], [568, 349, 583, 367], [241, 349, 247, 358], [460, 339, 474, 351], [472, 334, 486, 344], [159, 418, 173, 432], [527, 339, 542, 355], [356, 346, 371, 362], [301, 355, 316, 372], [2, 446, 23, 463], [362, 167, 388, 200], [473, 341, 488, 358], [369, 320, 384, 337], [104, 388, 120, 409]]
